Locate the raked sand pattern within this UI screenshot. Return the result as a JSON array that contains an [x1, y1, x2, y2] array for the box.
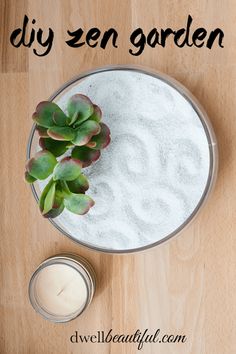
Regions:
[[37, 70, 211, 251]]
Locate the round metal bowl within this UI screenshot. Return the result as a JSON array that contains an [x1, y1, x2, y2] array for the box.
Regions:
[[27, 65, 218, 254]]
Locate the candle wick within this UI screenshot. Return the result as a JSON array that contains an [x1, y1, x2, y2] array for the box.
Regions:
[[56, 275, 77, 296], [56, 287, 65, 296]]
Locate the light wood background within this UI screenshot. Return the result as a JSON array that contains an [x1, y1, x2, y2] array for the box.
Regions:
[[1, 1, 235, 353]]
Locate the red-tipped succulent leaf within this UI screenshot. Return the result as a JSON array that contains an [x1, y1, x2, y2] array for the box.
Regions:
[[53, 157, 82, 181]]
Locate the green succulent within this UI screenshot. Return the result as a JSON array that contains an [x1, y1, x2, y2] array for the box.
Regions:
[[25, 94, 111, 218], [32, 94, 110, 163]]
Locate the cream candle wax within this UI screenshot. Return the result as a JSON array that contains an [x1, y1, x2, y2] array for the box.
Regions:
[[29, 254, 95, 322], [35, 264, 87, 316]]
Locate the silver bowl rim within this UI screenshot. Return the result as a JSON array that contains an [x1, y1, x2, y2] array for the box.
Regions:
[[27, 64, 218, 254]]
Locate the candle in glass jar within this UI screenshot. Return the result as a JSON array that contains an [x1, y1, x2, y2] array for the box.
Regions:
[[29, 254, 95, 322], [35, 263, 87, 316]]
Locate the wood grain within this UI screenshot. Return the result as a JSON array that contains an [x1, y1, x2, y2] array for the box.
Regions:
[[1, 1, 236, 353]]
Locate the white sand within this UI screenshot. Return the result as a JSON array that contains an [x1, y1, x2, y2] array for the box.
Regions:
[[37, 70, 211, 251]]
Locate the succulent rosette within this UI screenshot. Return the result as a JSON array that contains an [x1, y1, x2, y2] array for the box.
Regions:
[[25, 94, 111, 218]]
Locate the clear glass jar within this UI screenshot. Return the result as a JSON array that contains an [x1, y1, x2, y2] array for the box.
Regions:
[[28, 254, 96, 323], [27, 65, 218, 253]]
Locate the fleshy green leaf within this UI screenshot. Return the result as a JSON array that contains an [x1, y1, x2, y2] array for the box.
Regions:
[[89, 105, 102, 122], [86, 141, 97, 148], [39, 138, 68, 157], [53, 157, 82, 181], [40, 181, 64, 218], [64, 193, 94, 215], [36, 125, 49, 138], [43, 201, 64, 218], [52, 110, 68, 127], [72, 146, 100, 167], [67, 174, 89, 194], [33, 101, 67, 128], [42, 182, 56, 215], [72, 120, 100, 146], [89, 123, 111, 150], [59, 180, 71, 197], [39, 179, 54, 212], [68, 112, 78, 126], [26, 150, 57, 180], [24, 171, 37, 183], [47, 126, 75, 141], [67, 94, 94, 125]]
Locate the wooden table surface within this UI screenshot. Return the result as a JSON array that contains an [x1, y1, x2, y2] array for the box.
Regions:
[[1, 1, 235, 353]]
